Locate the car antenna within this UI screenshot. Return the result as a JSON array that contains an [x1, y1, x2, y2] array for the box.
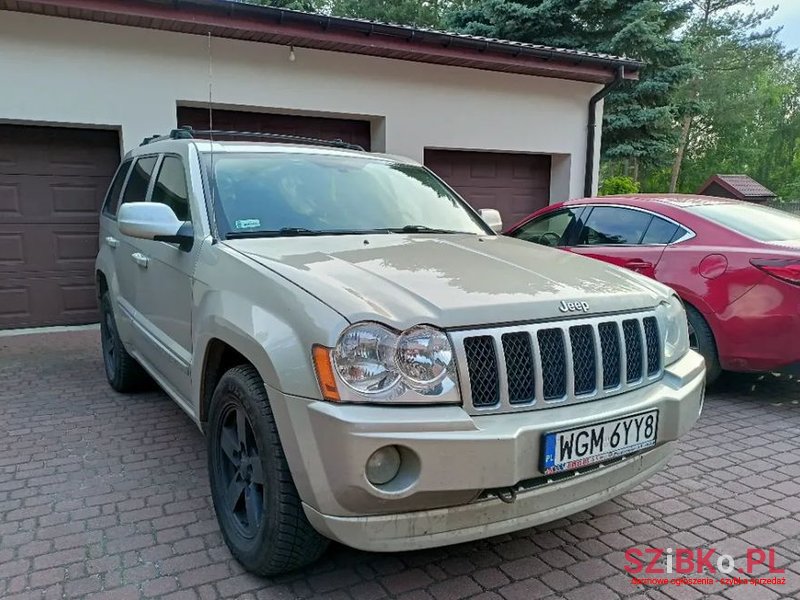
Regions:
[[207, 31, 218, 241]]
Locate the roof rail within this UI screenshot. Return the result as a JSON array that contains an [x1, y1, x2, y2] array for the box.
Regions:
[[140, 126, 365, 151], [139, 127, 192, 146]]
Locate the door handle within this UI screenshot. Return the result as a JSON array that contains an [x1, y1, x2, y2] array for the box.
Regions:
[[105, 236, 119, 249], [625, 260, 653, 270], [131, 252, 149, 268]]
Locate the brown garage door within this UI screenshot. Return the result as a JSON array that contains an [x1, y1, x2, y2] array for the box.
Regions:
[[0, 125, 120, 329], [177, 107, 371, 151], [425, 149, 551, 228]]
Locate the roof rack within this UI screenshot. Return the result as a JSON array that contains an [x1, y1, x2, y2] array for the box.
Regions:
[[140, 126, 365, 151]]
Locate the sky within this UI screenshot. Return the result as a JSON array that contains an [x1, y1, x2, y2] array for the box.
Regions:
[[750, 0, 800, 50]]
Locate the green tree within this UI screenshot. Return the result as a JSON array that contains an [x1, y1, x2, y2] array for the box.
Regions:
[[600, 175, 640, 195], [447, 1, 694, 179], [671, 56, 800, 199], [240, 0, 474, 28], [329, 0, 475, 28], [667, 0, 787, 192], [242, 0, 324, 11]]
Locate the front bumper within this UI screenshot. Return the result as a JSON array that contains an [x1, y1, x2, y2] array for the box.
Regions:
[[307, 442, 674, 552], [272, 350, 705, 552]]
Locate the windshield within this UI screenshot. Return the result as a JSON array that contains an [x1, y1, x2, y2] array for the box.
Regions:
[[203, 153, 490, 238], [685, 202, 800, 242]]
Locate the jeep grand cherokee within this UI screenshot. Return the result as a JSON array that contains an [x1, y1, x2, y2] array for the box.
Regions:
[[95, 131, 705, 575]]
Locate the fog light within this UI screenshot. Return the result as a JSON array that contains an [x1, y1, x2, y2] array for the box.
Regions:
[[366, 446, 401, 485]]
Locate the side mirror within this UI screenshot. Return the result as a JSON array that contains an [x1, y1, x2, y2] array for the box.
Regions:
[[118, 202, 194, 251], [479, 208, 503, 233]]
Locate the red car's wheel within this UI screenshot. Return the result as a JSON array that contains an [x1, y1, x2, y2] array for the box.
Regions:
[[686, 305, 721, 385]]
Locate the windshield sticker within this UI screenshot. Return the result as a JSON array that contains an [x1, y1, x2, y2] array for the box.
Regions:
[[235, 219, 261, 230]]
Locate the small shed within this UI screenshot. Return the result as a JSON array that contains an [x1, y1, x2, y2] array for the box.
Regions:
[[697, 174, 776, 203]]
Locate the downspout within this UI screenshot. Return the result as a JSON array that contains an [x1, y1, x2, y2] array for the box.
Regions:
[[584, 66, 625, 197]]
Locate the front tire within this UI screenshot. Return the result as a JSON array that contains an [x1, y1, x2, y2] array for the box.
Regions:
[[207, 365, 328, 576], [686, 305, 721, 385]]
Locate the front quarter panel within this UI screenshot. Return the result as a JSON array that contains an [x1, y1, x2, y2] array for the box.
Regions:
[[192, 241, 351, 507], [192, 241, 349, 405]]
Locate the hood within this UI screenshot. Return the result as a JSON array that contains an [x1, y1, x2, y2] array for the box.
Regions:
[[225, 234, 669, 330]]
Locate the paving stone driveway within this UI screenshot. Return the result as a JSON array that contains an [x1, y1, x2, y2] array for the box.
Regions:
[[2, 330, 800, 600]]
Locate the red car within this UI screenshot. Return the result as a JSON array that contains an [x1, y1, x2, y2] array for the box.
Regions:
[[505, 195, 800, 383]]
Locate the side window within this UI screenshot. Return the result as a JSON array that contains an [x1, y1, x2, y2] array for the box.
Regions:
[[151, 156, 190, 221], [120, 156, 158, 207], [641, 216, 680, 245], [670, 226, 692, 243], [101, 159, 132, 217], [509, 209, 583, 247], [577, 207, 653, 246]]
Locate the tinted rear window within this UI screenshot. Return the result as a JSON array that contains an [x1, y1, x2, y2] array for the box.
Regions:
[[686, 203, 800, 242], [102, 159, 132, 217], [120, 156, 158, 206], [578, 207, 652, 245], [641, 216, 680, 244]]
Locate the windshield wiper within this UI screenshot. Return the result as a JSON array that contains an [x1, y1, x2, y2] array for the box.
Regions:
[[377, 225, 474, 234], [226, 228, 369, 239], [226, 225, 475, 239]]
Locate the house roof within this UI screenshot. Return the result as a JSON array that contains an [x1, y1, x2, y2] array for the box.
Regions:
[[0, 0, 642, 84], [698, 174, 776, 200]]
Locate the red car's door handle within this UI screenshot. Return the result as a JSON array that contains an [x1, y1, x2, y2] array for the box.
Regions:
[[624, 260, 653, 270]]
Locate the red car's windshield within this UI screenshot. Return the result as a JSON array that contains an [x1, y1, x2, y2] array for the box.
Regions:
[[685, 202, 800, 243]]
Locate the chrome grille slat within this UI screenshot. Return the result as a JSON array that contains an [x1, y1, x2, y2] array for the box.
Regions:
[[530, 332, 545, 406], [454, 311, 664, 415], [592, 323, 604, 394], [495, 333, 511, 407]]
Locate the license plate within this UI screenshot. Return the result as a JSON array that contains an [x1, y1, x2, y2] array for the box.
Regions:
[[541, 410, 658, 475]]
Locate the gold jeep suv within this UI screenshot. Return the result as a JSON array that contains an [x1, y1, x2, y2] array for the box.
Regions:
[[95, 129, 705, 575]]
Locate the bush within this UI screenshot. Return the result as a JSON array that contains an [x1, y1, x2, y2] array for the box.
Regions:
[[599, 176, 640, 196]]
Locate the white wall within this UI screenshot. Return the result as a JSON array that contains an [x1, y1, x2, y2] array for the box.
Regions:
[[0, 11, 603, 201]]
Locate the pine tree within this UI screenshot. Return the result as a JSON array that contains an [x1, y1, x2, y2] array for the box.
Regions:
[[240, 0, 474, 29], [447, 0, 694, 178]]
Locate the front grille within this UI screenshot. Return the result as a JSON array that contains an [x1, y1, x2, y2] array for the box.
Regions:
[[623, 319, 643, 382], [570, 325, 596, 396], [456, 311, 662, 414], [502, 332, 535, 404], [463, 336, 499, 407], [598, 322, 621, 389], [538, 329, 567, 400], [643, 317, 660, 376]]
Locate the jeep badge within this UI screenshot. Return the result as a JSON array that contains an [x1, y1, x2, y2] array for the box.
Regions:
[[559, 300, 590, 313]]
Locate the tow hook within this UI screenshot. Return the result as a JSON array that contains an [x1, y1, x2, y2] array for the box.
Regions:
[[494, 487, 517, 504]]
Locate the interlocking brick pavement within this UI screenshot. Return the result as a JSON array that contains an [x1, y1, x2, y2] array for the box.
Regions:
[[1, 329, 799, 599]]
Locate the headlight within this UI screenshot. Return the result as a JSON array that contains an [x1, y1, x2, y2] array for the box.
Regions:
[[395, 325, 454, 387], [332, 323, 400, 394], [659, 294, 690, 366], [324, 322, 460, 403]]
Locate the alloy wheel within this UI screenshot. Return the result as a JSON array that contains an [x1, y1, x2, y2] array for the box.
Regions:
[[101, 313, 116, 377], [216, 405, 266, 539]]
